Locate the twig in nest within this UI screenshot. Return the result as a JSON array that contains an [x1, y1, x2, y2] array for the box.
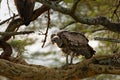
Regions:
[[94, 37, 120, 43], [42, 9, 50, 48], [0, 31, 34, 36]]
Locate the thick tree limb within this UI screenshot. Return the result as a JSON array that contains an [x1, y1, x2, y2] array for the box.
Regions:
[[37, 0, 120, 33], [0, 40, 12, 60], [0, 54, 120, 80]]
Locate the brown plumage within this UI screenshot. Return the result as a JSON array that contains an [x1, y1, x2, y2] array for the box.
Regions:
[[14, 0, 35, 26], [51, 31, 95, 64]]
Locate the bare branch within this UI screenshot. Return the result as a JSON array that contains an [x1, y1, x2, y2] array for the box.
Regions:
[[0, 15, 18, 25], [94, 37, 120, 43], [37, 0, 120, 33], [0, 31, 34, 36], [71, 0, 80, 13], [42, 10, 50, 48], [60, 21, 77, 30]]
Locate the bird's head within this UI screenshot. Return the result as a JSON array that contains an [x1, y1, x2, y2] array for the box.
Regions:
[[51, 34, 62, 47]]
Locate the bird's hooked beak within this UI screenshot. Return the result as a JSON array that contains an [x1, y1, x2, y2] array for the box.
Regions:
[[51, 34, 62, 47], [51, 35, 60, 44]]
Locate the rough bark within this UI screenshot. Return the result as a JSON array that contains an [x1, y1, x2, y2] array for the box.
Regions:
[[0, 54, 120, 80]]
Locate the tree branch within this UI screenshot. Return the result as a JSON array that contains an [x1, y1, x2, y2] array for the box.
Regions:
[[0, 5, 49, 41], [0, 5, 50, 60], [0, 54, 120, 80], [0, 31, 34, 36], [94, 37, 120, 43], [37, 0, 120, 33], [0, 14, 18, 25]]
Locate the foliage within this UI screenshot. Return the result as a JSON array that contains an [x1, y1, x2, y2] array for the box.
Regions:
[[64, 0, 73, 3], [9, 38, 35, 58]]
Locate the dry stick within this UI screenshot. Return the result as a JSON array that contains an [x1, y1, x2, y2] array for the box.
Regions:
[[60, 21, 76, 30], [7, 0, 13, 16], [94, 37, 120, 43], [42, 9, 50, 48], [0, 15, 18, 25], [7, 0, 10, 14], [0, 31, 34, 36]]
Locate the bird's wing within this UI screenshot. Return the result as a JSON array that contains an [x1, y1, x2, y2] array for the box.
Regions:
[[58, 31, 89, 46], [22, 0, 35, 25], [14, 0, 35, 25], [57, 31, 95, 59], [14, 0, 25, 18]]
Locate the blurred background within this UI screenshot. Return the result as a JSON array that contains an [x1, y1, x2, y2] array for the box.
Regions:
[[0, 0, 120, 80]]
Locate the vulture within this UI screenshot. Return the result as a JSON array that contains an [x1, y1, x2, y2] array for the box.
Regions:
[[14, 0, 35, 26], [51, 31, 95, 64]]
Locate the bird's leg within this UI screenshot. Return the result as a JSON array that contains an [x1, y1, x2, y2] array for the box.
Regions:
[[66, 54, 69, 65], [70, 52, 75, 64]]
